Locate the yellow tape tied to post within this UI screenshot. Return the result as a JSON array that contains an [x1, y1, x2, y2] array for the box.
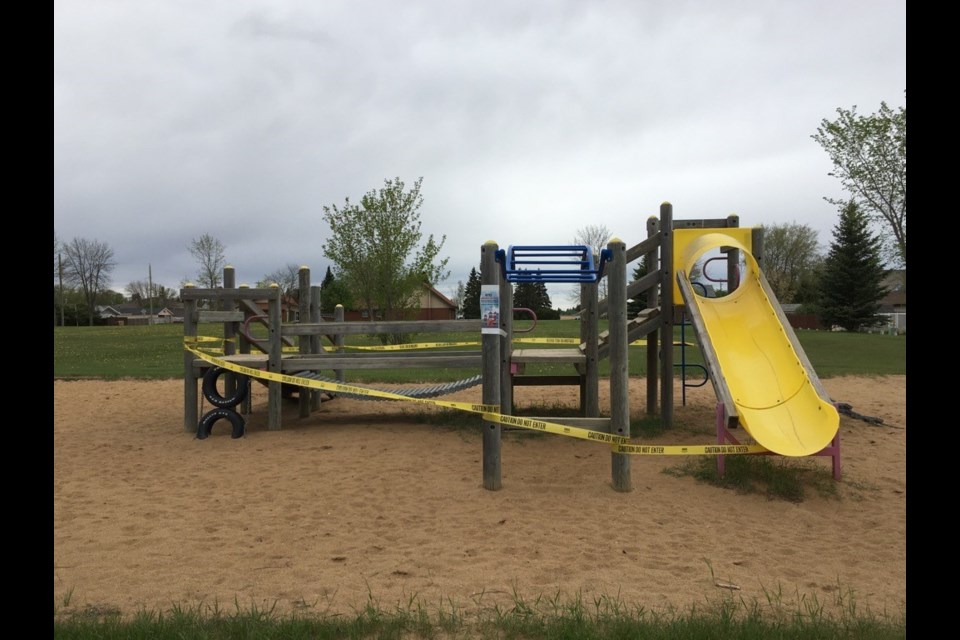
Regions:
[[184, 339, 768, 456]]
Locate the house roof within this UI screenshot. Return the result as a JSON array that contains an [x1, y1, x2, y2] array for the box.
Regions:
[[882, 269, 906, 292], [95, 305, 122, 316], [881, 291, 906, 306], [114, 303, 150, 315], [251, 294, 300, 309], [422, 283, 456, 308], [97, 303, 180, 317]]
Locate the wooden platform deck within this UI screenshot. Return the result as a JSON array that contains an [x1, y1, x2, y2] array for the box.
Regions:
[[510, 348, 586, 365]]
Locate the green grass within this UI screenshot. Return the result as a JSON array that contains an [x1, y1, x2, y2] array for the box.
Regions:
[[784, 330, 906, 377], [663, 455, 841, 503], [53, 588, 906, 639], [53, 320, 905, 381]]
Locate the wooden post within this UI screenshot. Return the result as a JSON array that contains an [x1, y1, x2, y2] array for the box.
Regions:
[[298, 266, 311, 418], [751, 226, 764, 269], [481, 241, 502, 491], [660, 202, 674, 428], [645, 216, 660, 418], [608, 238, 631, 491], [334, 304, 345, 383], [310, 284, 322, 411], [183, 285, 198, 433], [223, 266, 237, 402], [725, 214, 740, 292], [580, 280, 599, 418], [499, 273, 513, 415], [238, 284, 253, 415], [267, 285, 283, 430]]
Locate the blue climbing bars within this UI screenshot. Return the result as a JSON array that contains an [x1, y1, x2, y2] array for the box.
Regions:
[[496, 245, 612, 283]]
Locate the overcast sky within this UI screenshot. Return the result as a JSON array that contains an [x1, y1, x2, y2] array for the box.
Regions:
[[54, 0, 906, 308]]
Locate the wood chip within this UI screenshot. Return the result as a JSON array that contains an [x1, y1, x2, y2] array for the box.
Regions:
[[715, 581, 741, 591]]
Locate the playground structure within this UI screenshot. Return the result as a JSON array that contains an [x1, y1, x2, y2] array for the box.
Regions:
[[182, 202, 841, 491]]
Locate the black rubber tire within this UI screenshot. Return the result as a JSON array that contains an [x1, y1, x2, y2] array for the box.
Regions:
[[196, 408, 245, 440], [201, 366, 249, 409]]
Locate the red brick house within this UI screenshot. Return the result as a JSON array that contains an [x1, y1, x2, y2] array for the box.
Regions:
[[252, 284, 457, 322], [340, 283, 457, 321]]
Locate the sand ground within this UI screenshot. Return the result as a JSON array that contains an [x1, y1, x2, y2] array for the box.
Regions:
[[53, 375, 905, 620]]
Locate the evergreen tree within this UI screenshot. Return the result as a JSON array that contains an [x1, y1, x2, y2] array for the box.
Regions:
[[321, 266, 335, 289], [534, 281, 559, 319], [319, 268, 354, 314], [817, 202, 887, 331], [462, 267, 481, 319], [512, 282, 535, 314], [513, 281, 555, 319]]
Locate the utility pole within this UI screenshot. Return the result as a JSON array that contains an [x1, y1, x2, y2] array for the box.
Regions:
[[58, 253, 65, 327], [148, 263, 154, 325]]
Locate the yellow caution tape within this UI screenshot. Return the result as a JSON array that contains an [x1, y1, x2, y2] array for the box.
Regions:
[[482, 411, 766, 455], [197, 335, 695, 352], [514, 337, 580, 345], [184, 342, 763, 457], [482, 413, 629, 445], [185, 344, 497, 414], [615, 443, 768, 455], [198, 337, 474, 355], [340, 341, 481, 351]]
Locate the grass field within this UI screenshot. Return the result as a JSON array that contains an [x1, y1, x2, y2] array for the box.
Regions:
[[53, 592, 906, 639], [53, 320, 905, 381]]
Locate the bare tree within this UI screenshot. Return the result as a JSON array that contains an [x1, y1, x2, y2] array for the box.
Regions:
[[155, 285, 178, 305], [257, 263, 303, 298], [127, 280, 177, 306], [54, 231, 61, 326], [760, 222, 823, 303], [126, 280, 155, 303], [572, 223, 613, 304], [188, 233, 226, 288], [63, 237, 116, 326]]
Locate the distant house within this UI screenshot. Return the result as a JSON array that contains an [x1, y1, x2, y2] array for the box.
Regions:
[[95, 305, 123, 320], [250, 295, 301, 323], [96, 303, 179, 326], [876, 269, 906, 333], [781, 303, 822, 330], [167, 304, 186, 323], [415, 283, 458, 321], [339, 283, 457, 322], [222, 283, 457, 324], [878, 270, 906, 314]]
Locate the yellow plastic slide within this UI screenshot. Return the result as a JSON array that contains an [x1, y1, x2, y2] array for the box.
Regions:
[[675, 231, 839, 457]]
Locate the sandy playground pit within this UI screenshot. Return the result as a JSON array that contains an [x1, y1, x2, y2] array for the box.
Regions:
[[53, 374, 905, 620]]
